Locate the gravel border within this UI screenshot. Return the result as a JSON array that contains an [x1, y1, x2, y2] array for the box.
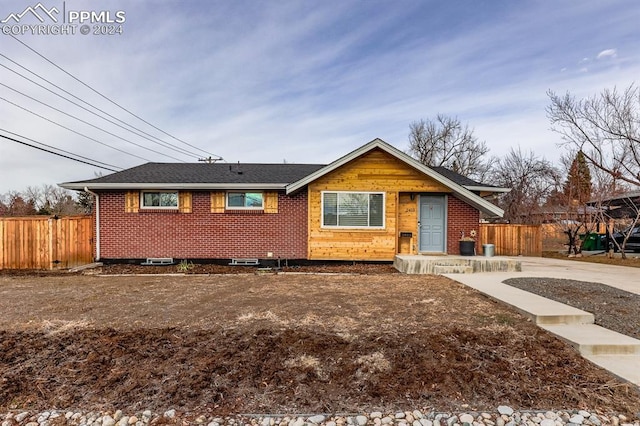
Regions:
[[2, 407, 639, 426]]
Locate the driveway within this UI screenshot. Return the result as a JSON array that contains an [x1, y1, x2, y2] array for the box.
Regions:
[[511, 257, 640, 294]]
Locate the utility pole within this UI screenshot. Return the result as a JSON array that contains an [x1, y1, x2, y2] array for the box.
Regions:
[[198, 156, 219, 163]]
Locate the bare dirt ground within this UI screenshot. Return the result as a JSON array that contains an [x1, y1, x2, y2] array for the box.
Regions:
[[97, 262, 400, 275], [1, 272, 640, 417]]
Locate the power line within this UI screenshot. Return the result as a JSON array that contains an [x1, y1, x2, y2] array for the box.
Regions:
[[0, 96, 151, 162], [1, 82, 188, 162], [0, 55, 207, 159], [0, 128, 123, 170], [0, 59, 200, 158], [9, 35, 224, 161], [0, 132, 120, 172]]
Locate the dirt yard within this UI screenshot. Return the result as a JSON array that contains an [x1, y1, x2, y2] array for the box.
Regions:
[[1, 272, 639, 417]]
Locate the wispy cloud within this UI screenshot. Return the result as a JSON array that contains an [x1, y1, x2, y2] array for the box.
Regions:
[[597, 49, 617, 59], [0, 0, 639, 192]]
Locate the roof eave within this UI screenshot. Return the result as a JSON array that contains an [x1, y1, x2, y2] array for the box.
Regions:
[[59, 182, 289, 191], [286, 138, 504, 217], [465, 186, 511, 193]]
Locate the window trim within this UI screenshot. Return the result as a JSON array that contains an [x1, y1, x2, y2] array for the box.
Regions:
[[321, 190, 385, 229], [225, 191, 264, 210], [140, 191, 179, 210]]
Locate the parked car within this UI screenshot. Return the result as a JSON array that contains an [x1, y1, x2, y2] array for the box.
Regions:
[[605, 226, 640, 252]]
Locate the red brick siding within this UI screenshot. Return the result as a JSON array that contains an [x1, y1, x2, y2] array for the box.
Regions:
[[447, 195, 481, 254], [97, 191, 308, 260]]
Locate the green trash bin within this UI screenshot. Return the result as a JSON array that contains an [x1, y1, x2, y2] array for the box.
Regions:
[[580, 233, 602, 251]]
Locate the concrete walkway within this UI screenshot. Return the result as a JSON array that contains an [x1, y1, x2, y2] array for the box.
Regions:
[[444, 257, 640, 387]]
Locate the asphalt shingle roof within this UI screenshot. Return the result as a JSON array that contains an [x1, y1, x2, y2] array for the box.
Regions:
[[64, 161, 498, 190], [71, 163, 327, 185], [431, 166, 495, 188]]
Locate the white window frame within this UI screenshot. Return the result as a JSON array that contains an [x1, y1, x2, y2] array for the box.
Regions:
[[140, 191, 179, 209], [321, 191, 385, 229], [226, 191, 264, 210]]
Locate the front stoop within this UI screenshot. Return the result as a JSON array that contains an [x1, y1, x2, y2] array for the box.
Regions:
[[394, 255, 521, 274], [433, 265, 473, 274]]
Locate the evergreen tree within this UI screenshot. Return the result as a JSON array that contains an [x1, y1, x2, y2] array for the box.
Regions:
[[563, 150, 592, 204], [76, 191, 94, 214]]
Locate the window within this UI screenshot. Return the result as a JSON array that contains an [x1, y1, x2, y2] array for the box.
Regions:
[[322, 191, 384, 228], [227, 192, 263, 209], [141, 191, 178, 209]]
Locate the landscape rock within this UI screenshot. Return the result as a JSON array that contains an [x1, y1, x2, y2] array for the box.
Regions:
[[356, 416, 368, 426], [15, 413, 30, 423], [460, 414, 475, 424], [569, 415, 584, 425], [0, 408, 637, 426], [498, 406, 514, 416], [103, 415, 116, 426]]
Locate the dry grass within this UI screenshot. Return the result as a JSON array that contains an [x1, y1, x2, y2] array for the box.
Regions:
[[1, 273, 639, 416]]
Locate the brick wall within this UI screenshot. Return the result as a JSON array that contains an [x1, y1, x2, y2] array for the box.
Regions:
[[96, 190, 481, 260], [447, 195, 481, 254], [97, 191, 308, 260]]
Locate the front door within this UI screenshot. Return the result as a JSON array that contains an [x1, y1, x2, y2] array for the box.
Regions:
[[419, 195, 446, 253]]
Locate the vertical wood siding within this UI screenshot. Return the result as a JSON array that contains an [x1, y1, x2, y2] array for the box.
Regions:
[[307, 148, 451, 261]]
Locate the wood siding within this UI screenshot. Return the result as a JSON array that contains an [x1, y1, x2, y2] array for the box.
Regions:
[[210, 192, 225, 213], [0, 216, 93, 270], [178, 192, 192, 213], [124, 191, 139, 213], [264, 192, 279, 213], [308, 148, 449, 260], [479, 224, 542, 256], [397, 193, 418, 254]]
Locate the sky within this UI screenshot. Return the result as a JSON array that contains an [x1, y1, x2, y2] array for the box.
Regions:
[[0, 0, 639, 194]]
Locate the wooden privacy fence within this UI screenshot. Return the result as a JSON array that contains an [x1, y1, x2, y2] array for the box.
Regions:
[[479, 224, 542, 257], [0, 215, 93, 270]]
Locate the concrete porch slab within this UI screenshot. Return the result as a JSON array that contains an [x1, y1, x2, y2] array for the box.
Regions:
[[394, 255, 521, 274]]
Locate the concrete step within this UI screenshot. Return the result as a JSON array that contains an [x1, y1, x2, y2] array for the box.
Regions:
[[393, 255, 521, 274], [584, 355, 640, 386], [433, 265, 473, 274], [449, 276, 595, 325], [541, 324, 640, 355]]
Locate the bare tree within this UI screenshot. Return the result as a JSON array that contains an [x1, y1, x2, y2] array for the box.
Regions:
[[547, 84, 640, 188], [0, 185, 84, 217], [0, 191, 37, 216], [489, 147, 560, 224], [23, 184, 82, 215], [408, 114, 490, 180], [594, 191, 640, 259]]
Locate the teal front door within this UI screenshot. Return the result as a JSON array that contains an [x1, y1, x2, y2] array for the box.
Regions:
[[419, 195, 446, 253]]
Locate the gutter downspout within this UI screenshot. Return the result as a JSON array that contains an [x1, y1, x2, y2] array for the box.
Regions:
[[84, 187, 100, 261]]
